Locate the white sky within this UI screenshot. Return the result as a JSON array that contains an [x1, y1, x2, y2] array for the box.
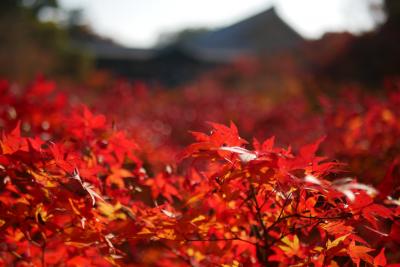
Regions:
[[59, 0, 382, 48]]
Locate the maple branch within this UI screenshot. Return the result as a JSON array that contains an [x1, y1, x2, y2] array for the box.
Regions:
[[41, 240, 46, 267], [267, 223, 294, 248], [177, 228, 258, 247], [265, 212, 353, 248], [239, 192, 254, 208], [184, 236, 258, 247], [259, 188, 276, 210], [249, 184, 269, 244], [267, 218, 321, 249], [265, 192, 293, 233], [278, 213, 352, 222]]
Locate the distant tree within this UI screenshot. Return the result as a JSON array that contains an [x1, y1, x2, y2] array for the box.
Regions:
[[384, 0, 400, 24], [0, 0, 92, 82], [0, 0, 58, 16]]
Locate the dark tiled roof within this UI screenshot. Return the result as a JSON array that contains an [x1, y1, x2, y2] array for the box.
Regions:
[[183, 7, 303, 62], [77, 39, 157, 60], [80, 7, 303, 63]]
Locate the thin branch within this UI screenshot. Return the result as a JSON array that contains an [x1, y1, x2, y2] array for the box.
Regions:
[[41, 240, 46, 267], [249, 184, 269, 243], [265, 192, 292, 233], [279, 213, 352, 222], [259, 188, 276, 210], [183, 236, 258, 247]]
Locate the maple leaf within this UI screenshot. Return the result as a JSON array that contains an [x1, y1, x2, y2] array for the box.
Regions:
[[146, 172, 180, 202], [378, 158, 400, 198], [348, 241, 374, 267], [82, 106, 106, 130], [279, 235, 301, 257], [374, 248, 387, 266], [362, 203, 392, 229], [70, 168, 104, 206], [321, 221, 354, 237], [0, 122, 26, 154], [207, 121, 246, 146], [181, 122, 248, 160], [253, 136, 275, 152], [219, 146, 257, 163], [332, 178, 377, 202], [299, 136, 325, 161], [304, 174, 322, 185]]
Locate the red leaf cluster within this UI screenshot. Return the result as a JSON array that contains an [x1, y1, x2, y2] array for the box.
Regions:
[[0, 77, 399, 266]]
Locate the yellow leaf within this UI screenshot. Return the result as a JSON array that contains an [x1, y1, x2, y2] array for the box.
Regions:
[[221, 260, 241, 267], [187, 248, 205, 262], [326, 234, 350, 250], [97, 202, 126, 220], [280, 235, 300, 256], [137, 228, 152, 235], [313, 246, 323, 252], [187, 248, 194, 257], [35, 203, 52, 224], [29, 170, 57, 187], [157, 229, 176, 240], [186, 193, 204, 205], [231, 226, 239, 233], [65, 241, 92, 248], [191, 215, 206, 224]]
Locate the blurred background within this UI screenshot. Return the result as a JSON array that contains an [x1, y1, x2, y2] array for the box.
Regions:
[[1, 0, 400, 200], [0, 0, 399, 88], [1, 0, 400, 164]]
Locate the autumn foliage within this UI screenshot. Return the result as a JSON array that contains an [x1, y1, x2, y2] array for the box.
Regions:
[[0, 77, 400, 266]]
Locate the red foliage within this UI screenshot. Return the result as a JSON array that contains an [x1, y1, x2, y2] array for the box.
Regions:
[[0, 77, 399, 266]]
